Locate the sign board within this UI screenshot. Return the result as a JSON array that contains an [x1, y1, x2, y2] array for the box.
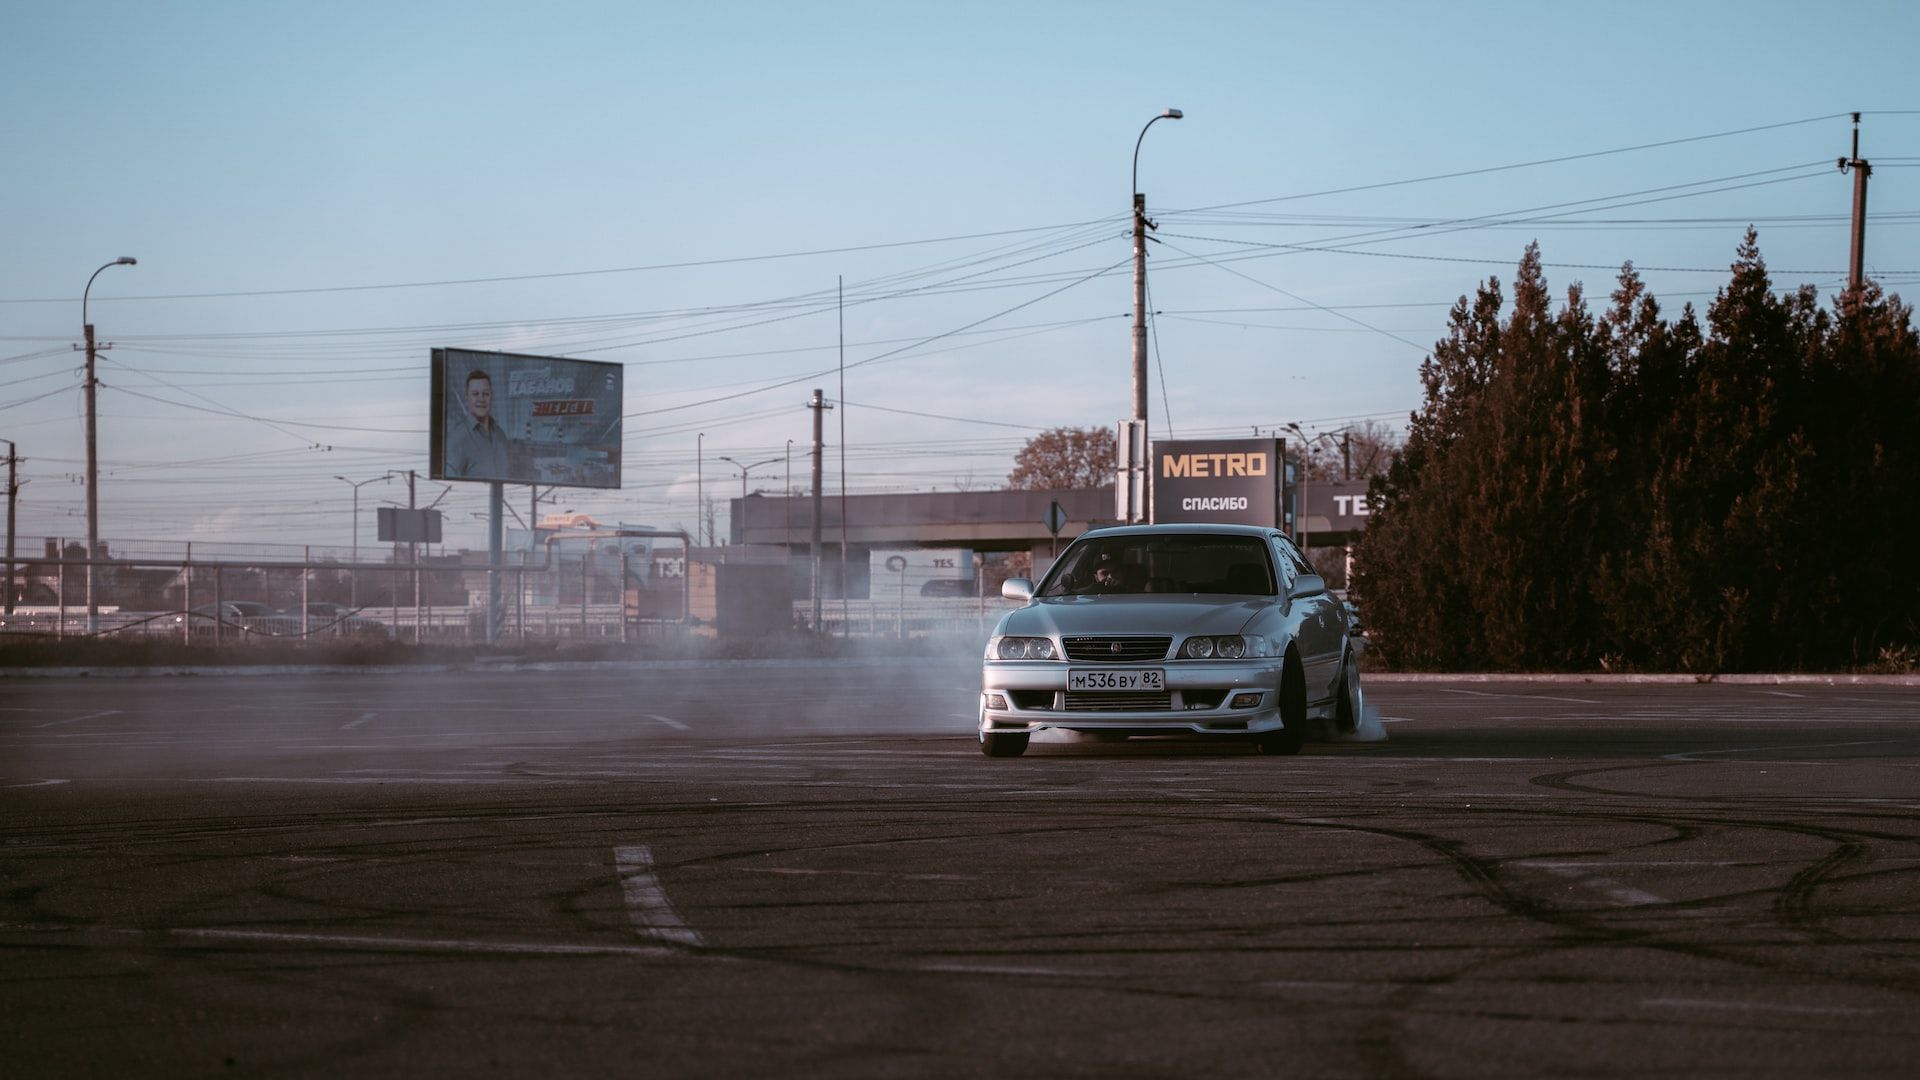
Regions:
[[430, 347, 623, 488], [1043, 500, 1067, 535], [1151, 437, 1283, 527], [377, 507, 443, 544]]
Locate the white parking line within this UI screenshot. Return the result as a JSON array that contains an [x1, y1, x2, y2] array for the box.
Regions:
[[1663, 737, 1916, 761], [614, 845, 703, 947], [640, 714, 689, 731], [1517, 861, 1668, 906], [170, 927, 674, 957], [1433, 688, 1601, 705], [1645, 997, 1878, 1016], [36, 710, 121, 729], [343, 712, 376, 730]]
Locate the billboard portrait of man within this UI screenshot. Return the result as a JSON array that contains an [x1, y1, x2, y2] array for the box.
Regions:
[[445, 367, 518, 479], [430, 347, 623, 488]]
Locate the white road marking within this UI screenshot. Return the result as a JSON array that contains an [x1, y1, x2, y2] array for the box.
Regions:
[[1664, 737, 1915, 761], [1645, 997, 1878, 1016], [918, 963, 1113, 978], [1433, 688, 1601, 705], [640, 714, 689, 731], [732, 867, 977, 882], [1517, 861, 1668, 906], [36, 710, 121, 729], [342, 712, 376, 730], [170, 927, 675, 957], [614, 845, 703, 947], [1, 778, 69, 789], [1759, 690, 1807, 698]]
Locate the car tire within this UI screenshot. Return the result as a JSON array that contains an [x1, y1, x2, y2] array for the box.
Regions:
[[1333, 650, 1362, 735], [980, 731, 1030, 757], [1255, 653, 1308, 755]]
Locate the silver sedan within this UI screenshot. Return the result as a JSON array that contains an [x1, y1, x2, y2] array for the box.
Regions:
[[979, 523, 1360, 757]]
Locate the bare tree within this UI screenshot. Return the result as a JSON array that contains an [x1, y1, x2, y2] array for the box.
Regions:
[[1007, 426, 1116, 489]]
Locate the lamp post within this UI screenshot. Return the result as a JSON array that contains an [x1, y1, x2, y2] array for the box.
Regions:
[[1130, 109, 1181, 522], [695, 433, 704, 547], [83, 256, 136, 632], [719, 455, 780, 545], [335, 473, 393, 606], [784, 439, 794, 541], [1285, 424, 1341, 553]]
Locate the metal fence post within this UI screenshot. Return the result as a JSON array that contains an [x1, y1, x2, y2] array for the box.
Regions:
[[214, 567, 224, 646], [56, 541, 65, 639], [302, 545, 311, 640]]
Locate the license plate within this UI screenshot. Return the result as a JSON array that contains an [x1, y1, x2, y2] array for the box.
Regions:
[[1069, 668, 1165, 692]]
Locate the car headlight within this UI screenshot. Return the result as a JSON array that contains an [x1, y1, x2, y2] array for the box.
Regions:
[[1179, 635, 1273, 659], [990, 636, 1056, 660]]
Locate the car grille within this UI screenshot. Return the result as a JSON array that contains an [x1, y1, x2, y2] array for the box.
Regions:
[[1064, 691, 1173, 711], [1062, 636, 1172, 662]]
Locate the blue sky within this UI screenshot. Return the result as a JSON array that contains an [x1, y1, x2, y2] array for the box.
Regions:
[[4, 1, 1916, 552]]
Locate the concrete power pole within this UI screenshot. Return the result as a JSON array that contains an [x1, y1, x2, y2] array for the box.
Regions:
[[83, 321, 100, 631], [808, 388, 829, 632], [3, 439, 17, 615], [1129, 108, 1180, 522], [1840, 112, 1872, 302]]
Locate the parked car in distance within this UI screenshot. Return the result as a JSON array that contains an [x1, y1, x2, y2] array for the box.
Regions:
[[919, 578, 978, 598], [176, 601, 305, 639], [300, 602, 390, 638], [979, 523, 1361, 758]]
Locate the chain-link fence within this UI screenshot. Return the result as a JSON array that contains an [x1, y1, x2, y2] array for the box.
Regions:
[[0, 535, 692, 646], [1, 536, 1026, 646]]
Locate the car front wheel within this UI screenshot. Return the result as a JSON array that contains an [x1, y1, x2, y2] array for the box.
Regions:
[[980, 731, 1030, 757], [1255, 654, 1308, 755]]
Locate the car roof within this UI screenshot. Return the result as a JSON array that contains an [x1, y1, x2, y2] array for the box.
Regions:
[[1077, 523, 1280, 538]]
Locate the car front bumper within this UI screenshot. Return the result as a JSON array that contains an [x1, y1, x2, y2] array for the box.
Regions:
[[979, 658, 1288, 736]]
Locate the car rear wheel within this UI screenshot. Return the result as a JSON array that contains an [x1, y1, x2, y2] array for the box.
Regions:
[[980, 731, 1030, 757], [1334, 650, 1362, 735]]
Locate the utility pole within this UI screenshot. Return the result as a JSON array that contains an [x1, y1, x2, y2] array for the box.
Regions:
[[808, 388, 830, 632], [81, 257, 135, 634], [1129, 109, 1181, 522], [3, 439, 18, 615], [409, 470, 419, 643], [1839, 111, 1871, 304]]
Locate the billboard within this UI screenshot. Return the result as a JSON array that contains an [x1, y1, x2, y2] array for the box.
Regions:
[[430, 348, 622, 488], [1151, 437, 1283, 528]]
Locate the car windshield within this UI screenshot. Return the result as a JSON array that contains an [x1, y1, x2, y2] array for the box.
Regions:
[[1039, 534, 1276, 597]]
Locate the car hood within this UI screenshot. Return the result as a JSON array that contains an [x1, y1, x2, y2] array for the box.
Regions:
[[998, 595, 1267, 640]]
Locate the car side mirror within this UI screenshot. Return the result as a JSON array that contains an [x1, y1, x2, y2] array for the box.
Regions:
[[1001, 577, 1034, 601], [1291, 573, 1326, 598]]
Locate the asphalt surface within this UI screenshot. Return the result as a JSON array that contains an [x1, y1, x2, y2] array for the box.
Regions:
[[4, 665, 1919, 1077]]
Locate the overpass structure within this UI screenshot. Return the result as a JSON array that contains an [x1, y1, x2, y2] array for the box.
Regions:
[[728, 482, 1374, 592]]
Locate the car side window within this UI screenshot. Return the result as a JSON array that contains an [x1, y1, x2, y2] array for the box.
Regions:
[[1268, 537, 1297, 593], [1275, 536, 1313, 577]]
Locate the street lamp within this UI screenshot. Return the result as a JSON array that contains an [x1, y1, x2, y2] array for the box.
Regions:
[[82, 256, 136, 632], [335, 473, 393, 606], [1285, 424, 1341, 553], [719, 455, 781, 545], [1129, 109, 1181, 521]]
